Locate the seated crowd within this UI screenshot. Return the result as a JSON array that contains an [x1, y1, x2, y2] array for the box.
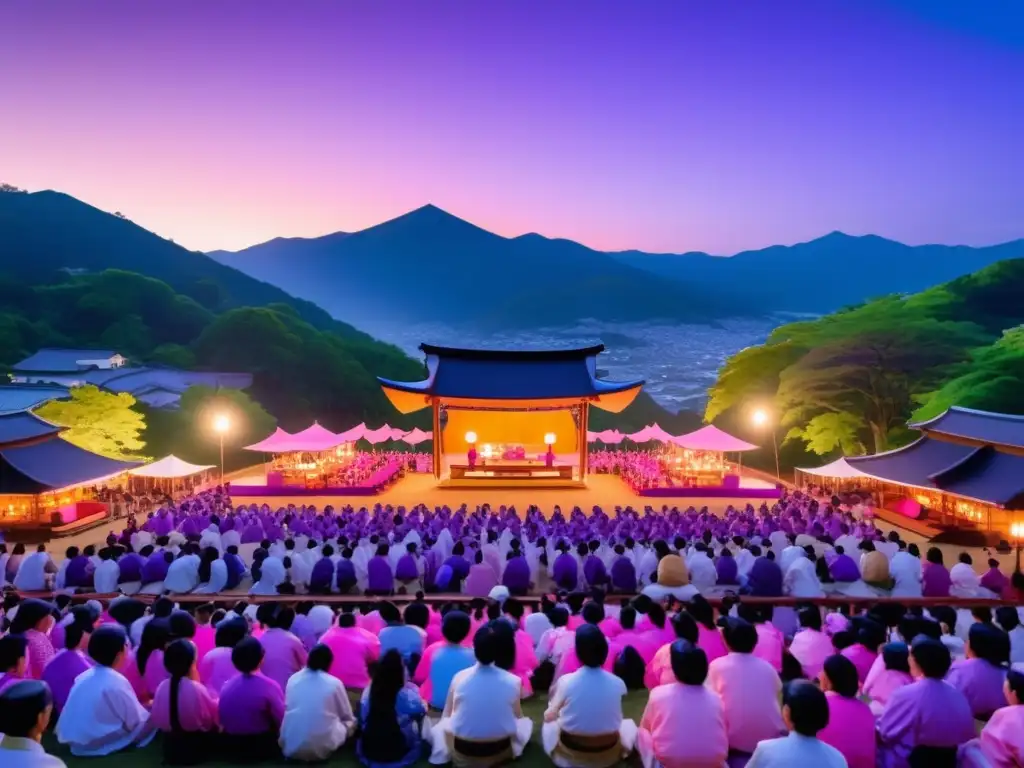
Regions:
[[1, 573, 1023, 766]]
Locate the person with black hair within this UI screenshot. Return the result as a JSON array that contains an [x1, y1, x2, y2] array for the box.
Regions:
[[877, 637, 976, 768], [135, 619, 170, 706], [788, 606, 831, 680], [429, 622, 532, 766], [193, 546, 228, 594], [706, 617, 784, 760], [686, 594, 728, 663], [636, 640, 727, 768], [946, 622, 1011, 720], [56, 626, 156, 756], [8, 599, 56, 680], [746, 681, 845, 767], [923, 547, 952, 598], [413, 610, 475, 711], [995, 605, 1024, 664], [962, 666, 1024, 767], [817, 654, 876, 768], [645, 611, 699, 688], [150, 639, 219, 763], [280, 644, 357, 761], [259, 604, 309, 692], [541, 624, 636, 768], [863, 642, 913, 717], [40, 605, 96, 713], [841, 617, 886, 684], [0, 679, 65, 767], [198, 614, 249, 695], [537, 605, 573, 667], [0, 635, 29, 695], [357, 649, 426, 768], [218, 637, 285, 760], [320, 610, 381, 693]]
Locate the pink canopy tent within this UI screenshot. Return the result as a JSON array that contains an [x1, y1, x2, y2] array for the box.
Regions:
[[670, 425, 759, 452], [286, 421, 347, 451], [244, 427, 294, 452], [336, 423, 367, 442], [592, 429, 626, 444], [402, 428, 433, 445], [626, 424, 675, 443], [364, 424, 406, 444]]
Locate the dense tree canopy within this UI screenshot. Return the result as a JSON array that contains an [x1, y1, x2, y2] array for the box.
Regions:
[[706, 258, 1024, 460]]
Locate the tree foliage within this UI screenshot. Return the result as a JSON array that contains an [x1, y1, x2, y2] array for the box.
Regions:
[[36, 385, 147, 459], [707, 257, 1024, 459]]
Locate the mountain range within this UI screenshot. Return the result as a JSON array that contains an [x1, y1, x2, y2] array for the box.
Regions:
[[212, 205, 1024, 327]]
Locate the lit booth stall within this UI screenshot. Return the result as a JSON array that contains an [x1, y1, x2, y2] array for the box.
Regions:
[[378, 345, 644, 487]]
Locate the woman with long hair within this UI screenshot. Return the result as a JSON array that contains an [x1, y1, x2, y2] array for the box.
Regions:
[[357, 648, 425, 768], [133, 620, 170, 705], [8, 598, 56, 679], [151, 639, 219, 764]]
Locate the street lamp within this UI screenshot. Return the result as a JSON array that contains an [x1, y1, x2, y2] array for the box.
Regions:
[[752, 408, 780, 479], [1012, 522, 1024, 573], [213, 414, 230, 483]]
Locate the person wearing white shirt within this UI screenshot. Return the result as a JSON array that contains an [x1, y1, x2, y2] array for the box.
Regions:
[[536, 607, 574, 664], [54, 548, 75, 592], [524, 609, 553, 648], [93, 549, 121, 595], [427, 622, 533, 765], [56, 626, 156, 757], [889, 547, 923, 598], [198, 524, 223, 555], [542, 625, 636, 767], [13, 546, 56, 592], [163, 551, 200, 594], [279, 646, 356, 761], [746, 681, 846, 768], [0, 679, 68, 767], [220, 527, 241, 551], [193, 551, 228, 595]]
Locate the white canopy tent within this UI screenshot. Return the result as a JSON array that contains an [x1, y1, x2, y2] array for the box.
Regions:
[[795, 457, 868, 479], [129, 455, 215, 479]]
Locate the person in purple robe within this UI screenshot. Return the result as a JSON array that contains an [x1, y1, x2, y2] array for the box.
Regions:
[[552, 544, 579, 591], [583, 544, 608, 588], [877, 636, 976, 768], [744, 556, 783, 596], [610, 546, 637, 593], [441, 543, 471, 590], [366, 544, 395, 596], [829, 547, 861, 582], [309, 545, 336, 594], [945, 622, 1010, 720], [240, 523, 264, 545], [922, 548, 952, 598], [64, 551, 94, 590], [715, 549, 739, 585], [394, 544, 420, 586], [502, 553, 532, 596], [980, 558, 1009, 596], [141, 550, 173, 586], [118, 550, 145, 584], [335, 550, 357, 594], [222, 546, 246, 590]]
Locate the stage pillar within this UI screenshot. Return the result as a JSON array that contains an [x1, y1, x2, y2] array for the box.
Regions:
[[432, 398, 442, 479], [578, 401, 589, 481]]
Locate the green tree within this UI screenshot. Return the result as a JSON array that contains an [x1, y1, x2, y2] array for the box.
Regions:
[[36, 385, 147, 459]]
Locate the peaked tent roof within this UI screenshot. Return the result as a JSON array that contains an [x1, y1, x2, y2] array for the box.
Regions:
[[909, 406, 1024, 452], [337, 423, 367, 442], [796, 457, 869, 479], [0, 411, 64, 449], [379, 344, 644, 414], [591, 429, 625, 444], [0, 437, 141, 493], [287, 422, 345, 451], [670, 425, 759, 452], [244, 427, 294, 452], [129, 454, 215, 478], [364, 425, 406, 444], [402, 428, 432, 445]]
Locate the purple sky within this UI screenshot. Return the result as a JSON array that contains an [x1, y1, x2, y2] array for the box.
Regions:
[[1, 1, 1021, 254]]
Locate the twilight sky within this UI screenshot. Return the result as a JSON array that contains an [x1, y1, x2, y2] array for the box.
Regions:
[[1, 1, 1022, 254]]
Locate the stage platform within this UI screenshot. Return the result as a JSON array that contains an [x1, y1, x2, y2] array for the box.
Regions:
[[438, 477, 587, 490]]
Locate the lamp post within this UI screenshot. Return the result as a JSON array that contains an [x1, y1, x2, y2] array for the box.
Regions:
[[213, 414, 230, 484], [752, 408, 780, 480], [544, 432, 557, 468], [1012, 522, 1024, 574]]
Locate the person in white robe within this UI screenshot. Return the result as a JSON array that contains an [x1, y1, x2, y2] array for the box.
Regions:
[[13, 547, 56, 592], [93, 551, 121, 595], [890, 547, 923, 598], [56, 626, 155, 757], [784, 556, 824, 598], [163, 550, 200, 594], [249, 556, 286, 595], [192, 556, 228, 595], [541, 625, 636, 767], [279, 645, 356, 761], [426, 622, 533, 765], [198, 524, 223, 554]]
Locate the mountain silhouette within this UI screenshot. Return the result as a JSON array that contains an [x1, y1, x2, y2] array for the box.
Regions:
[[0, 190, 373, 340], [212, 204, 725, 328]]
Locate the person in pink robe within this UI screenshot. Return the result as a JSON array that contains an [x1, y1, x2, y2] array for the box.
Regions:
[[320, 612, 380, 692], [817, 654, 876, 768], [962, 668, 1024, 768], [686, 596, 727, 664], [257, 605, 308, 692], [151, 639, 220, 734], [192, 604, 216, 664], [863, 643, 914, 717], [788, 606, 834, 680], [706, 617, 785, 761], [638, 640, 728, 768], [945, 622, 1011, 721], [9, 599, 56, 680], [841, 618, 885, 686], [645, 612, 699, 689], [737, 604, 783, 673], [199, 616, 247, 696]]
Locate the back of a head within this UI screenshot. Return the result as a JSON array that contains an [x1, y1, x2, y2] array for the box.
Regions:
[[720, 617, 757, 654], [784, 680, 829, 737], [442, 610, 471, 645], [232, 636, 265, 674], [164, 638, 197, 678], [404, 602, 429, 630], [798, 606, 822, 632], [153, 597, 174, 619], [549, 605, 570, 628], [88, 625, 127, 667], [882, 642, 910, 674], [619, 606, 636, 631], [215, 616, 249, 648], [575, 624, 609, 669], [927, 547, 944, 565], [968, 622, 1010, 667], [0, 635, 28, 672], [581, 601, 605, 625], [996, 606, 1020, 632], [911, 636, 952, 679], [686, 595, 714, 629], [823, 654, 859, 698], [671, 611, 699, 644], [307, 644, 333, 673], [669, 640, 708, 686], [0, 680, 52, 738], [169, 610, 197, 640]]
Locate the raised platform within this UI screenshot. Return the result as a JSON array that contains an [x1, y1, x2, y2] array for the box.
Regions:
[[638, 485, 782, 499], [439, 476, 587, 490], [449, 462, 574, 480], [228, 483, 382, 497]]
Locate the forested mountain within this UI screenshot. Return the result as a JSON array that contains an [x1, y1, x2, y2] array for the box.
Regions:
[[705, 259, 1024, 463]]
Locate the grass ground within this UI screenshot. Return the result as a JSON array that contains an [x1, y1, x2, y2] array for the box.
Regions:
[[44, 691, 651, 767]]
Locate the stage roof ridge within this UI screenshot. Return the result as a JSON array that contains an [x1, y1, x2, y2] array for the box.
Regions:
[[418, 344, 607, 361], [909, 406, 1024, 451]]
